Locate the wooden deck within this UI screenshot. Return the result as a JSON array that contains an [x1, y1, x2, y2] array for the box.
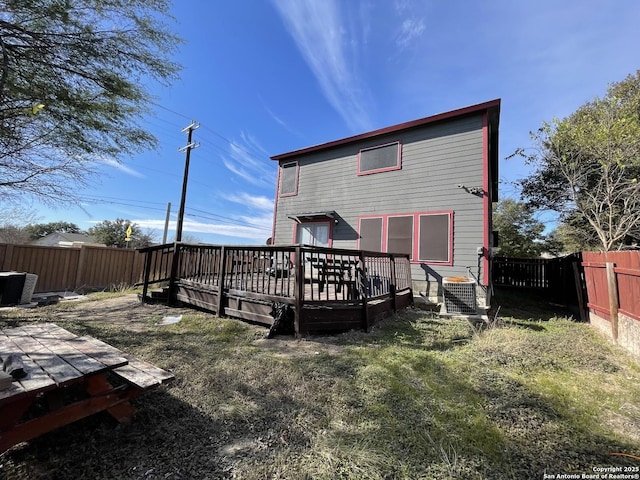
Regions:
[[139, 243, 413, 335]]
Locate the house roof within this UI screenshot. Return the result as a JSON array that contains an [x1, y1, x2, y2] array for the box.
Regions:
[[270, 99, 501, 161], [57, 233, 98, 243], [30, 232, 101, 246]]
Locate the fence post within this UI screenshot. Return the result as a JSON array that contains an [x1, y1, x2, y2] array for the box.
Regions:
[[571, 258, 588, 322], [215, 245, 227, 317], [606, 262, 619, 341], [74, 246, 88, 291], [1, 244, 14, 270]]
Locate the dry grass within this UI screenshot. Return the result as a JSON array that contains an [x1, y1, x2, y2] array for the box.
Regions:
[[0, 289, 639, 479]]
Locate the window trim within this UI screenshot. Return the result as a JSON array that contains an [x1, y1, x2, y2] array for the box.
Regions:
[[278, 161, 299, 197], [292, 219, 333, 248], [415, 211, 454, 265], [357, 210, 454, 265], [357, 141, 402, 176], [386, 214, 414, 257], [357, 216, 384, 251]]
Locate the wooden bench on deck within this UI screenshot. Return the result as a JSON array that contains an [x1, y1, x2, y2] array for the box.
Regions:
[[0, 323, 174, 453]]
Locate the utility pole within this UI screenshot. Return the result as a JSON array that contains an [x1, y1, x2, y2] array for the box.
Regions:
[[176, 121, 200, 242], [162, 202, 171, 244]]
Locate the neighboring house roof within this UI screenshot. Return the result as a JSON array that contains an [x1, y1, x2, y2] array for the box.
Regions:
[[30, 232, 106, 248], [271, 99, 501, 200]]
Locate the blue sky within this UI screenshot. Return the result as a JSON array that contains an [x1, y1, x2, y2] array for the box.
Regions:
[[29, 0, 640, 244]]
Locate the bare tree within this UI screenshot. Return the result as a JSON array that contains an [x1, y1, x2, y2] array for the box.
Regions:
[[518, 72, 640, 251]]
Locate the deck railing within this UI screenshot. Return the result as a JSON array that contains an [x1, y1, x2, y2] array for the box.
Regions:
[[140, 243, 413, 334]]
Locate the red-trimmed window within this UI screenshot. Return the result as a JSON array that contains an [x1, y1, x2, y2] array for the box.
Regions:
[[279, 161, 298, 196], [417, 212, 453, 264], [358, 217, 383, 251], [357, 141, 401, 175], [387, 215, 413, 256], [358, 211, 453, 264]]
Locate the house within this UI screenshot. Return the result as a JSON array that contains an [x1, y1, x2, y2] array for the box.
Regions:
[[270, 99, 501, 308], [29, 232, 106, 248]]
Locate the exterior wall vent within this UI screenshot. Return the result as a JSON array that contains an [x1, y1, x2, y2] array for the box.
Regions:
[[442, 277, 477, 315]]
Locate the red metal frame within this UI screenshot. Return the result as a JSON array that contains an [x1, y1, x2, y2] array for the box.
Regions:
[[356, 141, 402, 176], [415, 211, 454, 265], [482, 111, 490, 285], [278, 161, 299, 197], [357, 216, 384, 251], [357, 211, 453, 265]]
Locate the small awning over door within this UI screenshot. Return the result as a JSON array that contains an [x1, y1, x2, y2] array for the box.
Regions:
[[287, 211, 336, 223]]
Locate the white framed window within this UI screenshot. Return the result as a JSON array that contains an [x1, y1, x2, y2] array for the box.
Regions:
[[296, 222, 330, 247]]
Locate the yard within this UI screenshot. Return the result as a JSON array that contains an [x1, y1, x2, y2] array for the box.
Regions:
[[1, 289, 639, 479]]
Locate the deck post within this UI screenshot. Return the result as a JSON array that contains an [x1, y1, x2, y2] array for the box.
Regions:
[[294, 246, 303, 336], [358, 251, 370, 332], [389, 255, 397, 313], [215, 245, 227, 317], [141, 248, 153, 302], [167, 242, 180, 306]]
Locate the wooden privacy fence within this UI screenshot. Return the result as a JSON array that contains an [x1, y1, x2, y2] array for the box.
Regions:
[[0, 243, 145, 293], [582, 251, 640, 356], [492, 254, 585, 315]]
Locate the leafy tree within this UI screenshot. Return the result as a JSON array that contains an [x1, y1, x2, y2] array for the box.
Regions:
[[88, 218, 154, 248], [544, 215, 601, 254], [493, 199, 546, 258], [23, 221, 82, 240], [516, 71, 640, 251], [0, 0, 181, 205]]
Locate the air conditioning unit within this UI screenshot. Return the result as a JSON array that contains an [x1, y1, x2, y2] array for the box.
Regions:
[[442, 277, 477, 315]]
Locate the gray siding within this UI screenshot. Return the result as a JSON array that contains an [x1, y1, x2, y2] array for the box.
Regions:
[[274, 113, 489, 301]]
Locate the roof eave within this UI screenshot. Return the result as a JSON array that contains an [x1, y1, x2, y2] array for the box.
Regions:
[[270, 98, 501, 161]]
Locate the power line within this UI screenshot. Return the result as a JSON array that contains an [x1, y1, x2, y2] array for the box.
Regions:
[[82, 194, 271, 231], [149, 100, 270, 164]]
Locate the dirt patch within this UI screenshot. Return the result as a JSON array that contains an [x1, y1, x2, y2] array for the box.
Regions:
[[252, 337, 345, 358], [1, 294, 199, 332]]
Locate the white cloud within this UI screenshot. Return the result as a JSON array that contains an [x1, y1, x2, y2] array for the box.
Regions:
[[221, 134, 276, 186], [222, 192, 274, 212], [258, 95, 303, 138], [271, 0, 373, 132], [100, 157, 145, 178], [396, 17, 425, 49], [133, 217, 271, 242]]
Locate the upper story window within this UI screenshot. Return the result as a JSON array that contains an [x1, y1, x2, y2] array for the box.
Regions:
[[357, 141, 402, 176], [279, 161, 298, 196]]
